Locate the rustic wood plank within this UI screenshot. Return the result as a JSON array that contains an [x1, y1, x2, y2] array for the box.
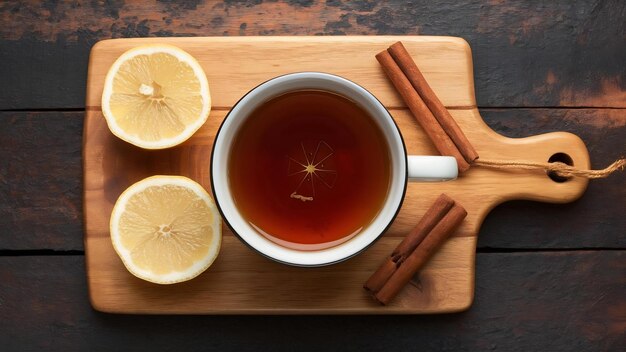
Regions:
[[1, 0, 624, 109], [0, 109, 623, 251], [0, 112, 83, 250], [0, 252, 623, 350]]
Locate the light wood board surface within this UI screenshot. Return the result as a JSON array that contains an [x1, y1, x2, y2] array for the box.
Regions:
[[83, 36, 589, 314]]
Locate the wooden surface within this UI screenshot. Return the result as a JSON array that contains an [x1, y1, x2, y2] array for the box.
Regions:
[[1, 0, 625, 350], [3, 252, 625, 350], [2, 1, 624, 110], [84, 36, 589, 314]]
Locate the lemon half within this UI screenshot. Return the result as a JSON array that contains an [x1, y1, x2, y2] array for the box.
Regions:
[[110, 176, 221, 284], [102, 45, 211, 149]]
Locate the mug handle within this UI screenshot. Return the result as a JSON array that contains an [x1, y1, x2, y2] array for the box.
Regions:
[[407, 155, 458, 181]]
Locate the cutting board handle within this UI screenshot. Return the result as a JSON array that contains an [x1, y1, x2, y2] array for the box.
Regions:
[[478, 130, 590, 205]]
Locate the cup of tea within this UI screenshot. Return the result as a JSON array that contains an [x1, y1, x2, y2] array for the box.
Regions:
[[211, 72, 457, 266]]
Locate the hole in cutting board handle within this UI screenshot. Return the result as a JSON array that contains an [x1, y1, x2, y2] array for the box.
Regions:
[[547, 152, 573, 183]]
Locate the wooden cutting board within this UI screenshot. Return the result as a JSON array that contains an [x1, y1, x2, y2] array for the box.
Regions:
[[83, 36, 589, 314]]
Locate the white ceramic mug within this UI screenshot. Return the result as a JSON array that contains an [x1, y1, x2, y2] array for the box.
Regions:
[[211, 72, 457, 266]]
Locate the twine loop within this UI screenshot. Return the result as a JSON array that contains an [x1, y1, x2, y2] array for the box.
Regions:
[[473, 158, 625, 179]]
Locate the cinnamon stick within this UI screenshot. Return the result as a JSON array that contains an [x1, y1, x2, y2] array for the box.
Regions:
[[375, 51, 471, 172], [364, 194, 467, 305], [364, 194, 454, 293], [388, 42, 479, 165]]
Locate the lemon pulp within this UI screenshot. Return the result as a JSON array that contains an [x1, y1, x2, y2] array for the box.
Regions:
[[110, 176, 221, 284], [102, 45, 210, 149]]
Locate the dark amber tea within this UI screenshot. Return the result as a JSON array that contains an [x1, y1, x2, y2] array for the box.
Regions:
[[228, 90, 391, 250]]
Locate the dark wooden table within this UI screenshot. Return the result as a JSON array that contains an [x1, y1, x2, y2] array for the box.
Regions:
[[1, 1, 624, 351]]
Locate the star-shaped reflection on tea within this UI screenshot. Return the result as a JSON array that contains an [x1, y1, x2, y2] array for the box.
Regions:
[[287, 141, 337, 202]]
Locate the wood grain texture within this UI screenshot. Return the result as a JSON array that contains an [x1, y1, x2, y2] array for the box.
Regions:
[[1, 252, 624, 351], [0, 112, 83, 250], [1, 0, 624, 109], [1, 109, 622, 251], [83, 37, 590, 313], [86, 36, 476, 109], [0, 1, 623, 349]]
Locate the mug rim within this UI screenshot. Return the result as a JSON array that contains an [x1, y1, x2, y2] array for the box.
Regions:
[[210, 72, 408, 267]]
